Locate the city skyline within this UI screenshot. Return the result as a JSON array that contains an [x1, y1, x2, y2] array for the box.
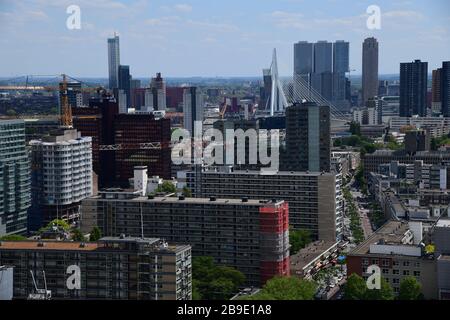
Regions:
[[0, 0, 449, 77]]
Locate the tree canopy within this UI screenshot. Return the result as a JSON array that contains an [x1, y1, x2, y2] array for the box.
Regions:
[[192, 256, 245, 300], [344, 273, 394, 300], [0, 234, 27, 241], [89, 226, 102, 242], [398, 276, 422, 300], [289, 229, 312, 255], [241, 276, 317, 300], [155, 181, 177, 194]]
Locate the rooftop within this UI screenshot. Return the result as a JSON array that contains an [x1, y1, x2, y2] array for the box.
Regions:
[[349, 220, 413, 256]]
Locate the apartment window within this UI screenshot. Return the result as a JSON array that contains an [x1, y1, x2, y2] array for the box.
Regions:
[[413, 271, 421, 277], [382, 268, 389, 274], [403, 270, 410, 276], [403, 261, 410, 267], [392, 278, 400, 284], [393, 269, 399, 275], [362, 258, 369, 266], [381, 259, 390, 267], [392, 261, 399, 266]]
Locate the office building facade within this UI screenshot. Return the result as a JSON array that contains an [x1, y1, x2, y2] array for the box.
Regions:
[[0, 120, 31, 236], [118, 65, 131, 111], [283, 101, 331, 172], [183, 87, 204, 134]]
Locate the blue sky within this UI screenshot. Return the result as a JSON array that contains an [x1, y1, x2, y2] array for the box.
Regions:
[[0, 0, 449, 77]]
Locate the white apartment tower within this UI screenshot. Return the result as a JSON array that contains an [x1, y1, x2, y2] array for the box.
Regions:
[[29, 129, 93, 229]]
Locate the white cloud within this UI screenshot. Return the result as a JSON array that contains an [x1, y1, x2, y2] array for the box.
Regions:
[[174, 4, 192, 13]]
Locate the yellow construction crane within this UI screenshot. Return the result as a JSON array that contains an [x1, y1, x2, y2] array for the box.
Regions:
[[59, 74, 73, 128]]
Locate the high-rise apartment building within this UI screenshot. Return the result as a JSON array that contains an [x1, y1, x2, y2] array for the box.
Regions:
[[432, 68, 442, 113], [183, 87, 204, 134], [28, 129, 93, 231], [283, 101, 331, 172], [118, 65, 131, 110], [442, 61, 450, 117], [185, 166, 343, 242], [0, 237, 192, 300], [400, 60, 428, 117], [362, 37, 379, 107], [107, 34, 120, 89], [81, 190, 290, 285], [0, 120, 31, 236]]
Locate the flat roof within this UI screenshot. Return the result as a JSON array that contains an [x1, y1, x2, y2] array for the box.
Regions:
[[436, 219, 450, 228], [349, 220, 411, 256], [93, 195, 284, 206], [290, 241, 338, 272], [202, 168, 335, 177], [0, 241, 99, 251]]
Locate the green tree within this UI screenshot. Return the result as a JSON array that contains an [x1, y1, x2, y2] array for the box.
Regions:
[[71, 229, 86, 241], [240, 276, 316, 300], [0, 234, 27, 241], [350, 121, 361, 136], [262, 276, 317, 300], [289, 229, 312, 255], [48, 219, 71, 231], [182, 186, 192, 197], [155, 181, 177, 194], [364, 277, 394, 300], [89, 226, 102, 242], [6, 109, 16, 116], [398, 276, 422, 300], [192, 256, 245, 300], [343, 273, 367, 300]]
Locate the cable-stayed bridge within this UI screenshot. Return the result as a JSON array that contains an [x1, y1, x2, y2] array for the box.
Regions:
[[263, 49, 351, 122]]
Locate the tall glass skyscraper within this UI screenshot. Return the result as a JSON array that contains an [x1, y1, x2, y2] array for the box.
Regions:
[[293, 40, 349, 107], [108, 34, 120, 89], [0, 120, 31, 236]]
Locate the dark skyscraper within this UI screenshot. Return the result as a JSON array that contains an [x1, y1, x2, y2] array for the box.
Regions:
[[400, 60, 428, 117], [118, 65, 131, 108], [311, 41, 333, 101], [442, 61, 450, 117], [293, 41, 314, 103], [332, 41, 349, 107], [283, 101, 331, 172], [333, 40, 349, 74], [362, 37, 379, 107]]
